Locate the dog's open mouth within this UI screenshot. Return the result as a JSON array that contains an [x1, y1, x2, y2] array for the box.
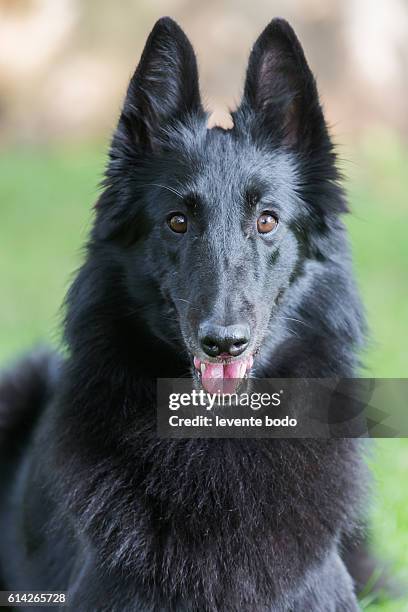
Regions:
[[193, 355, 254, 393]]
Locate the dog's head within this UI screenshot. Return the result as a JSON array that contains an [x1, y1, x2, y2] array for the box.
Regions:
[[94, 18, 346, 389]]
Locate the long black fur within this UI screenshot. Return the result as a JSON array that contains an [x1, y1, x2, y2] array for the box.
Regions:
[[0, 17, 374, 611]]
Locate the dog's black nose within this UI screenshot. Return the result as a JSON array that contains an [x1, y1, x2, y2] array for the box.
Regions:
[[199, 323, 250, 358]]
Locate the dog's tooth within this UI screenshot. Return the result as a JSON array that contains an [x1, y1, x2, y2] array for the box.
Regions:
[[247, 356, 254, 370], [194, 357, 201, 370], [201, 363, 206, 375], [240, 362, 246, 378]]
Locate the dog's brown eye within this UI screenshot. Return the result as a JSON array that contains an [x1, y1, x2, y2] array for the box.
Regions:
[[257, 212, 278, 234], [168, 213, 187, 234]]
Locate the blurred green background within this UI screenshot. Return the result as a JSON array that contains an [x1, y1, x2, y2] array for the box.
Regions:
[[0, 1, 407, 610]]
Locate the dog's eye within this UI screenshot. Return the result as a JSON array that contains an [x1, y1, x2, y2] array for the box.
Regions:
[[168, 213, 187, 234], [257, 212, 278, 234]]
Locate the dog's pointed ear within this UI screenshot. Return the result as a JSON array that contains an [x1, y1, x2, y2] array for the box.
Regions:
[[117, 17, 202, 151], [237, 18, 326, 148]]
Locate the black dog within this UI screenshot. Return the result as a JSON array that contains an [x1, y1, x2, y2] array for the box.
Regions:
[[0, 17, 371, 611]]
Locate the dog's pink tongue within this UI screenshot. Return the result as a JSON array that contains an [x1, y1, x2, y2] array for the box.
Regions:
[[223, 362, 242, 379], [201, 363, 223, 394], [201, 361, 243, 394]]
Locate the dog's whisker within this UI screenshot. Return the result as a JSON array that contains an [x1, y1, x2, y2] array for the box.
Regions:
[[172, 297, 201, 312], [275, 316, 313, 329], [143, 183, 184, 199]]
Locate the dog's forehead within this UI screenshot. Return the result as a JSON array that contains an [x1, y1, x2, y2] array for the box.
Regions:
[[174, 125, 298, 205]]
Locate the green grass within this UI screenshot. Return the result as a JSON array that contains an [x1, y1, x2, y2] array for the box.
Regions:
[[344, 134, 408, 609], [1, 133, 407, 609], [0, 144, 101, 358], [345, 131, 408, 378]]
